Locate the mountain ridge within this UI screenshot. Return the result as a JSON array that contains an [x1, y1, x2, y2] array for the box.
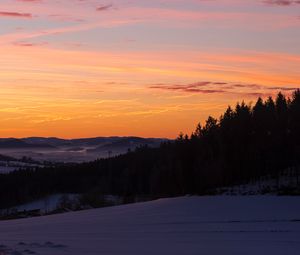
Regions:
[[0, 136, 169, 148]]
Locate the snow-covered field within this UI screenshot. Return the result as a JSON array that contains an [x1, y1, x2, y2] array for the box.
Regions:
[[0, 161, 44, 174], [0, 196, 300, 255], [11, 194, 78, 214], [218, 177, 299, 195]]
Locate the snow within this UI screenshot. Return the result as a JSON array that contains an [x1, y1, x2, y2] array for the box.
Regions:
[[6, 194, 122, 215], [12, 194, 78, 214], [0, 161, 44, 174], [0, 166, 18, 174], [0, 196, 300, 255], [218, 171, 300, 195]]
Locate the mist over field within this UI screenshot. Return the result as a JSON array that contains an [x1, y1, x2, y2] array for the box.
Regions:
[[0, 137, 165, 164]]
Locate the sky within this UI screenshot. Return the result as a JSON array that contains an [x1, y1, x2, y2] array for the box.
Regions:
[[0, 0, 299, 138]]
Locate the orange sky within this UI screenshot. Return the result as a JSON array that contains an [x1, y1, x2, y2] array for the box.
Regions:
[[0, 0, 299, 138]]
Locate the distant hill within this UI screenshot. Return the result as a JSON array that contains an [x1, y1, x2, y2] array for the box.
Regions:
[[0, 137, 169, 163], [86, 137, 164, 153], [0, 138, 55, 149], [21, 136, 167, 149]]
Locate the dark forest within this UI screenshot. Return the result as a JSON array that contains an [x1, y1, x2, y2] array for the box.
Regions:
[[1, 90, 300, 209]]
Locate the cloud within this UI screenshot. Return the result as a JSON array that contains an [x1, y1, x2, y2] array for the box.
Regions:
[[225, 83, 263, 90], [150, 82, 226, 94], [16, 0, 41, 2], [268, 86, 299, 91], [48, 14, 85, 23], [0, 19, 139, 45], [96, 4, 113, 12], [263, 0, 300, 6], [228, 83, 298, 91], [13, 41, 48, 47], [149, 81, 298, 95], [0, 11, 32, 18]]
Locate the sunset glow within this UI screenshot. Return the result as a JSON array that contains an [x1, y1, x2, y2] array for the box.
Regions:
[[0, 0, 299, 138]]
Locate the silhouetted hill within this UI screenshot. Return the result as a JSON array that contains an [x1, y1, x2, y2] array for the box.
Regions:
[[21, 137, 167, 148], [0, 137, 168, 162], [0, 138, 55, 149], [87, 137, 165, 153], [0, 154, 16, 161]]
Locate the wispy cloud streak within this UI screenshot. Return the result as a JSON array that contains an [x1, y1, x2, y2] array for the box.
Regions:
[[96, 4, 113, 11], [0, 11, 32, 18], [149, 81, 298, 95], [263, 0, 300, 6]]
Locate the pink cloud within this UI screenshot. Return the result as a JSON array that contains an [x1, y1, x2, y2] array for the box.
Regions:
[[13, 41, 48, 47], [0, 1, 298, 31], [0, 11, 32, 18], [17, 0, 41, 2], [96, 4, 113, 12], [0, 19, 141, 45], [263, 0, 300, 6]]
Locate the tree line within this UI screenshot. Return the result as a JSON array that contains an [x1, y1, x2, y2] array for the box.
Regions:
[[0, 90, 300, 209]]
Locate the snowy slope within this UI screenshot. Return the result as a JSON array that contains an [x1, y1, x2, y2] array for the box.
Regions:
[[0, 161, 44, 174], [0, 196, 300, 255], [12, 194, 79, 214]]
